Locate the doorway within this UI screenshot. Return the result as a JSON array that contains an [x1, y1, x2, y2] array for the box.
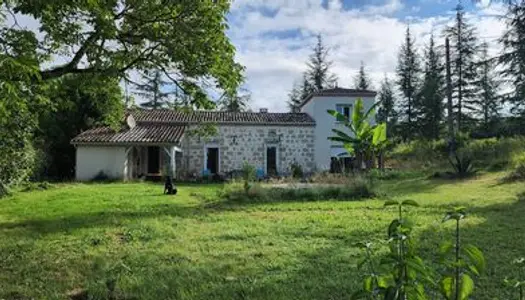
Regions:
[[147, 146, 160, 174], [266, 146, 277, 176], [206, 147, 219, 174]]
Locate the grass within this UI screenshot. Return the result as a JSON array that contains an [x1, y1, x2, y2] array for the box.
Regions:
[[0, 174, 524, 299]]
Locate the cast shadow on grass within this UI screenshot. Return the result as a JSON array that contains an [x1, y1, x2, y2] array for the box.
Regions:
[[0, 202, 207, 237], [85, 228, 380, 300], [416, 191, 525, 299]]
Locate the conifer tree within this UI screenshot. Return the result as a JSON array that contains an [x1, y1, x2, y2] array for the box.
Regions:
[[134, 70, 171, 109], [473, 42, 502, 132], [417, 34, 445, 140], [500, 2, 525, 117], [306, 34, 338, 91], [444, 3, 479, 131], [396, 26, 421, 138], [354, 61, 372, 90], [376, 75, 398, 137]]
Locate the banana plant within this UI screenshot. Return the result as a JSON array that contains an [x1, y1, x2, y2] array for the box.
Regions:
[[327, 98, 387, 170]]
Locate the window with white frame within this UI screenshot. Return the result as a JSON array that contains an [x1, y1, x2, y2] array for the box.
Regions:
[[336, 104, 352, 119]]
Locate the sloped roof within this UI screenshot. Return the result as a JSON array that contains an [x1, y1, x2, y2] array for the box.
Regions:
[[300, 87, 377, 108], [71, 124, 185, 145], [71, 109, 315, 145], [131, 109, 315, 125]]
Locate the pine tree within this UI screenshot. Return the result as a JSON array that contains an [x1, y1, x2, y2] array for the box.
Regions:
[[417, 34, 445, 140], [500, 3, 525, 117], [354, 61, 372, 90], [376, 75, 398, 137], [219, 91, 250, 112], [444, 3, 479, 131], [396, 25, 421, 138], [134, 70, 171, 109], [472, 42, 501, 132], [288, 81, 303, 112], [306, 34, 338, 91]]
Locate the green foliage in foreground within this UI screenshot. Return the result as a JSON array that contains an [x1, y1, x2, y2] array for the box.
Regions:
[[0, 173, 524, 299], [389, 137, 525, 171]]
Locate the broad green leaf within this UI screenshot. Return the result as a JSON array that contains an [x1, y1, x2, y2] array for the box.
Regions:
[[387, 219, 401, 238], [377, 275, 390, 288], [463, 244, 486, 274], [343, 144, 355, 156], [459, 273, 474, 300], [402, 199, 420, 207], [439, 241, 454, 255], [440, 276, 454, 300], [372, 123, 387, 145], [384, 200, 399, 207], [384, 286, 398, 300], [352, 99, 364, 127], [327, 109, 351, 124], [363, 275, 373, 292]]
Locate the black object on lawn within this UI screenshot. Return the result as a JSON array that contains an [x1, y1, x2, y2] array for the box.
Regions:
[[164, 176, 177, 195]]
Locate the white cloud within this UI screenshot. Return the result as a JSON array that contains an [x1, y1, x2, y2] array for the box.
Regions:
[[229, 1, 508, 112]]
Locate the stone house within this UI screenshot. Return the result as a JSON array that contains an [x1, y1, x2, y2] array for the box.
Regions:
[[71, 88, 376, 181]]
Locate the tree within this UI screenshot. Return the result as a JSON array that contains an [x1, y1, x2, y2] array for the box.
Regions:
[[376, 75, 398, 137], [37, 74, 124, 179], [219, 90, 251, 112], [134, 70, 171, 109], [306, 34, 338, 91], [473, 42, 502, 132], [417, 34, 445, 140], [354, 61, 372, 90], [500, 2, 525, 117], [0, 0, 243, 109], [396, 26, 421, 139], [444, 3, 480, 131], [288, 81, 303, 112], [288, 75, 315, 112], [327, 99, 387, 170], [0, 58, 41, 196]]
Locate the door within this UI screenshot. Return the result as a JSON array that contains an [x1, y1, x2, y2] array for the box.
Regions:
[[206, 147, 219, 174], [266, 146, 277, 176], [147, 146, 160, 174]]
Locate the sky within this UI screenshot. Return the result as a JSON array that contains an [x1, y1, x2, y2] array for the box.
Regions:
[[227, 0, 508, 112]]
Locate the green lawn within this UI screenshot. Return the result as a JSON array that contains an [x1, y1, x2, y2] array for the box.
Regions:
[[0, 173, 524, 299]]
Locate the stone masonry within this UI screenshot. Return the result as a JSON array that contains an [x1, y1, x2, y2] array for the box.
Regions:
[[179, 125, 315, 177]]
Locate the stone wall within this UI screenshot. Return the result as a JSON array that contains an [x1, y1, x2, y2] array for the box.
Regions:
[[179, 125, 315, 177]]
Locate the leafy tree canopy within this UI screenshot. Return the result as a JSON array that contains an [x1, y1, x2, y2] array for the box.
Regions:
[[0, 0, 243, 108]]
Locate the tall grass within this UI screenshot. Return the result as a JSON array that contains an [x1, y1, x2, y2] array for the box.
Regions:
[[389, 137, 525, 172], [219, 177, 375, 203]]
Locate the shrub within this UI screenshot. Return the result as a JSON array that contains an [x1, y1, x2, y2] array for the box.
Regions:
[[21, 181, 54, 192], [366, 169, 425, 180], [389, 137, 525, 172], [505, 152, 525, 182], [241, 162, 256, 192], [290, 162, 304, 178], [0, 138, 37, 198], [309, 172, 359, 185], [219, 177, 374, 203]]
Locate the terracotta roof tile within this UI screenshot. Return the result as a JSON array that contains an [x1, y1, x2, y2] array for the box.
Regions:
[[71, 124, 185, 145], [131, 109, 316, 125]]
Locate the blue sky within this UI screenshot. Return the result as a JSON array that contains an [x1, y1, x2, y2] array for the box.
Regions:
[[226, 0, 504, 112]]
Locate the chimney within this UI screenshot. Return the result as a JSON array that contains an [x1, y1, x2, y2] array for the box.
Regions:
[[259, 108, 268, 113]]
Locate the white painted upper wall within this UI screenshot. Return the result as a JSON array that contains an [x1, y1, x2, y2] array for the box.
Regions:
[[301, 95, 376, 171], [75, 146, 127, 181]]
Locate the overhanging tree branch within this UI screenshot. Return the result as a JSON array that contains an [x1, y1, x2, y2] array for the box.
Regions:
[[39, 32, 99, 80]]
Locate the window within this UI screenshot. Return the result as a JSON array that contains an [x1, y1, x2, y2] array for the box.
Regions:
[[336, 104, 352, 119]]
